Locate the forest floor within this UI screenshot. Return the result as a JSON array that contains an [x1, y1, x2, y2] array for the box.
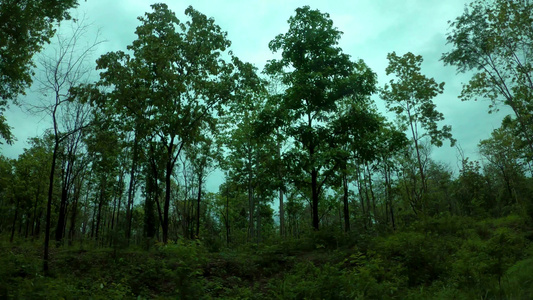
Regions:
[[2, 214, 533, 299]]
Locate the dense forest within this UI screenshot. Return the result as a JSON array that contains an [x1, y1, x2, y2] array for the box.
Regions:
[[1, 0, 533, 298]]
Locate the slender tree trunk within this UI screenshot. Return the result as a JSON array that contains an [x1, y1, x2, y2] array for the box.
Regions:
[[246, 147, 255, 240], [113, 171, 123, 231], [366, 162, 377, 223], [35, 211, 42, 238], [116, 185, 122, 234], [149, 151, 164, 228], [90, 195, 98, 239], [44, 140, 59, 274], [24, 214, 31, 238], [55, 184, 68, 245], [248, 181, 254, 240], [32, 185, 41, 237], [500, 167, 514, 204], [343, 173, 350, 232], [357, 182, 365, 216], [384, 164, 396, 231], [95, 180, 105, 241], [126, 133, 139, 241], [144, 170, 157, 243], [110, 195, 117, 231], [10, 197, 20, 243], [407, 105, 426, 213], [277, 140, 285, 237], [163, 159, 172, 244], [68, 187, 79, 246], [355, 164, 366, 229], [256, 203, 262, 243], [279, 188, 285, 237], [196, 170, 202, 239], [311, 167, 319, 230], [362, 167, 372, 226], [225, 185, 230, 246]]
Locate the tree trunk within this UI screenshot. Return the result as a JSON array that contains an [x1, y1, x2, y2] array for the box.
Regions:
[[10, 197, 20, 243], [163, 160, 172, 244], [90, 194, 98, 238], [384, 164, 396, 231], [31, 185, 41, 238], [247, 147, 255, 241], [68, 186, 79, 246], [95, 180, 105, 241], [149, 151, 164, 228], [248, 181, 254, 241], [225, 185, 230, 246], [24, 213, 31, 238], [44, 140, 59, 274], [311, 167, 319, 230], [277, 140, 285, 237], [256, 203, 262, 243], [342, 173, 350, 232], [126, 133, 139, 241], [55, 183, 68, 245], [144, 171, 157, 241], [366, 162, 377, 223], [362, 167, 372, 227], [279, 188, 285, 237], [116, 181, 122, 234], [196, 170, 202, 239]]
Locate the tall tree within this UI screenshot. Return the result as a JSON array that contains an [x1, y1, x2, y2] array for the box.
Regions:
[[186, 136, 219, 239], [84, 113, 121, 244], [381, 52, 455, 214], [18, 137, 52, 239], [220, 62, 273, 241], [0, 0, 79, 144], [95, 4, 245, 243], [479, 125, 527, 206], [0, 155, 14, 234], [34, 19, 100, 273], [442, 0, 533, 157], [264, 6, 376, 230]]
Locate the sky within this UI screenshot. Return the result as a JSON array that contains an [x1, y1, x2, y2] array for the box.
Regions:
[[2, 0, 512, 191]]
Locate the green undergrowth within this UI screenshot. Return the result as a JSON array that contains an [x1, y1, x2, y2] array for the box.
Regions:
[[1, 214, 532, 299]]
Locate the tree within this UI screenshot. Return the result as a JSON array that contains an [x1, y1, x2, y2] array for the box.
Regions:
[[442, 0, 533, 157], [479, 125, 527, 206], [187, 136, 219, 239], [381, 52, 455, 215], [265, 6, 376, 230], [9, 137, 52, 241], [0, 0, 79, 144], [34, 19, 101, 273], [84, 113, 121, 244], [95, 4, 246, 244], [374, 123, 409, 229], [220, 62, 276, 241], [0, 155, 14, 233], [330, 97, 386, 231]]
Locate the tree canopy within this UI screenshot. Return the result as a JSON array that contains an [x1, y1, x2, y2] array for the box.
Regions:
[[1, 2, 533, 298]]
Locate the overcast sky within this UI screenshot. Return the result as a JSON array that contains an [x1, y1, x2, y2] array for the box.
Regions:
[[3, 0, 511, 190]]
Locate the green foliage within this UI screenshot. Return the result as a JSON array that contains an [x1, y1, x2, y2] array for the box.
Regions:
[[442, 0, 533, 157], [2, 212, 533, 299], [265, 5, 377, 230], [267, 250, 407, 299], [502, 256, 533, 299], [381, 52, 454, 148], [0, 0, 79, 144], [3, 3, 533, 300]]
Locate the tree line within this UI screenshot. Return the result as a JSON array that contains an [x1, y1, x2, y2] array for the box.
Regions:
[[0, 0, 532, 274]]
